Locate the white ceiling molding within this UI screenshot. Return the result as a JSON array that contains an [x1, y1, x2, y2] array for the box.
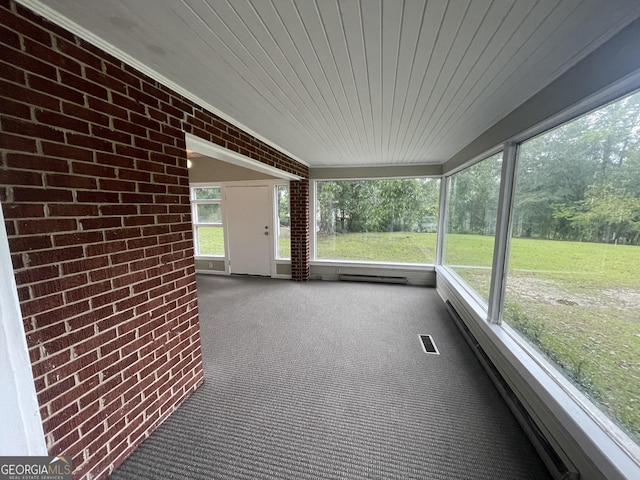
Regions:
[[310, 164, 442, 180], [16, 0, 308, 168], [185, 133, 302, 181]]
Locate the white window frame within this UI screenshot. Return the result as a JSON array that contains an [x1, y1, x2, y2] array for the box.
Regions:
[[436, 79, 640, 479], [274, 183, 291, 262], [438, 150, 504, 315], [310, 176, 442, 267], [191, 185, 225, 258]]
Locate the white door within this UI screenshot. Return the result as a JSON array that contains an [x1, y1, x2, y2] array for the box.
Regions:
[[225, 186, 272, 276]]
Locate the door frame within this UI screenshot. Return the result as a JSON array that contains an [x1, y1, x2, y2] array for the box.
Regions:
[[191, 180, 291, 279], [0, 204, 47, 455]]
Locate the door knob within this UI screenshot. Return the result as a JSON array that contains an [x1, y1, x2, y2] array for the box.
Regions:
[[264, 231, 269, 236]]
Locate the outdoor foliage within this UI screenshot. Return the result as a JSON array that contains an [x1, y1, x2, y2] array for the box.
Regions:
[[197, 227, 224, 255], [316, 178, 440, 235], [515, 92, 640, 244], [446, 152, 502, 236], [316, 231, 437, 264], [277, 185, 290, 227], [444, 92, 640, 245], [193, 186, 222, 200]]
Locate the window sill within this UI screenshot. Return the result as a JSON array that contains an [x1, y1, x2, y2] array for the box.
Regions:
[[436, 266, 640, 480], [310, 259, 435, 271]]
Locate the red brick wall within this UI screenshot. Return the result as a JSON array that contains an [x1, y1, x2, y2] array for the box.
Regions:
[[290, 180, 310, 281], [0, 1, 309, 478]]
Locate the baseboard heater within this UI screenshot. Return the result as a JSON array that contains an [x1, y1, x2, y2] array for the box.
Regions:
[[338, 274, 407, 284], [445, 301, 579, 480]]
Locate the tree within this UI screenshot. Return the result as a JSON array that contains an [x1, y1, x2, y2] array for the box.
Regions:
[[277, 185, 289, 227], [567, 183, 640, 244], [447, 153, 502, 235], [512, 90, 640, 244], [316, 179, 440, 235], [193, 186, 221, 200]]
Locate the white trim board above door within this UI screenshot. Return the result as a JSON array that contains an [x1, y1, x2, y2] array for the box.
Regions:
[[185, 133, 303, 181]]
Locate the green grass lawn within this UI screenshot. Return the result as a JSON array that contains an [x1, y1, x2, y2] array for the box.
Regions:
[[198, 226, 292, 259], [200, 227, 640, 441], [317, 232, 437, 263], [444, 234, 640, 289], [197, 227, 225, 256]]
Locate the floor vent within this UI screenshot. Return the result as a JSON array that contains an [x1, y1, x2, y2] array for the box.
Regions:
[[419, 334, 439, 354], [339, 274, 407, 284]]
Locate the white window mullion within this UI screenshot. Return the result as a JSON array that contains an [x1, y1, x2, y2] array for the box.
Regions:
[[435, 175, 448, 266], [487, 143, 518, 324], [309, 180, 317, 261]]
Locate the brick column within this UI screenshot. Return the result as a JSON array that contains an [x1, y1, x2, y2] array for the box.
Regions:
[[289, 179, 310, 281]]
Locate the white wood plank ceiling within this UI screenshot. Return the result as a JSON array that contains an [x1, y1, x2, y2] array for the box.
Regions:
[[23, 0, 640, 167]]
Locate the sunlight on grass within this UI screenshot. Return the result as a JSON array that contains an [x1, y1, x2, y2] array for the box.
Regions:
[[443, 234, 495, 301], [317, 232, 437, 264], [278, 238, 290, 259], [441, 234, 640, 440], [197, 227, 224, 256]]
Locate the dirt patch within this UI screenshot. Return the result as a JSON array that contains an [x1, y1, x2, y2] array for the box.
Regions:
[[601, 289, 640, 310], [506, 275, 640, 310]]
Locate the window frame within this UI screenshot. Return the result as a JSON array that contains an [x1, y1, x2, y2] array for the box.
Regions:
[[274, 183, 291, 262], [190, 185, 225, 258], [440, 150, 504, 313], [436, 82, 640, 478], [311, 176, 442, 267]]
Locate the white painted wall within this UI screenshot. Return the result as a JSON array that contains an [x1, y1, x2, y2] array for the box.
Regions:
[[0, 205, 47, 455], [188, 155, 278, 183]]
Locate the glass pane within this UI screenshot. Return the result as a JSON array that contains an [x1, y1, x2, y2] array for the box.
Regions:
[[315, 178, 440, 263], [276, 185, 290, 259], [196, 204, 221, 224], [197, 226, 224, 255], [443, 152, 502, 302], [504, 90, 640, 442], [194, 187, 221, 200]]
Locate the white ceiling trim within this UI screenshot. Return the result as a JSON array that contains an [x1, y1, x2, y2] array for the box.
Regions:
[[309, 164, 442, 180], [15, 0, 309, 168], [185, 133, 302, 181]]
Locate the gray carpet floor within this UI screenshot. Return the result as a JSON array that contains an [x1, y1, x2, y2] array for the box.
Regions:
[[110, 275, 551, 479]]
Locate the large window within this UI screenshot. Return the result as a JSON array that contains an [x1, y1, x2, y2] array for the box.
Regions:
[[315, 178, 440, 264], [442, 152, 502, 302], [191, 186, 224, 256], [503, 90, 640, 443]]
